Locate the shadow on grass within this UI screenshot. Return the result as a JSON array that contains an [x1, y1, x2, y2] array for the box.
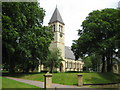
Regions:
[[96, 72, 120, 84], [83, 72, 120, 84], [2, 72, 45, 78], [73, 84, 78, 86]]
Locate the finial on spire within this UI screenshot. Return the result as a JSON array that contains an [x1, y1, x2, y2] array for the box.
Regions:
[[56, 4, 57, 8]]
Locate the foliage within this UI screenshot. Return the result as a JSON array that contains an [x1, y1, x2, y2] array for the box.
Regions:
[[90, 53, 102, 72], [43, 48, 64, 73], [82, 56, 92, 71], [72, 8, 120, 72], [82, 53, 101, 72], [2, 2, 53, 73]]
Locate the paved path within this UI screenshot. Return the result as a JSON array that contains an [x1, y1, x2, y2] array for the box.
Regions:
[[4, 77, 90, 88]]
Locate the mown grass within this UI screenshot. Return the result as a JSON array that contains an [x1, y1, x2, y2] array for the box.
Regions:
[[6, 72, 120, 85], [82, 72, 120, 84], [2, 77, 40, 88]]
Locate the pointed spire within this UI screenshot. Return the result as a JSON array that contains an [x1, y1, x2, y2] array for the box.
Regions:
[[49, 7, 64, 25], [56, 4, 57, 8]]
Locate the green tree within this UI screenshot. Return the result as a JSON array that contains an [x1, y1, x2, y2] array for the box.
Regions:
[[43, 48, 64, 73], [91, 53, 102, 72], [82, 53, 101, 72], [2, 2, 53, 73], [72, 8, 120, 72], [82, 56, 92, 72]]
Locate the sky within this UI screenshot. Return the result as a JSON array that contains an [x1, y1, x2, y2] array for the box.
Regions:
[[39, 0, 119, 47]]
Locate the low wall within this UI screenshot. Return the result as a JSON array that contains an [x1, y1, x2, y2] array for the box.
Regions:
[[84, 83, 120, 88]]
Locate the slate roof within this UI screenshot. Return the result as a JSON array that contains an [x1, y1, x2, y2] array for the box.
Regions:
[[49, 7, 64, 25], [65, 46, 82, 60], [65, 46, 76, 60]]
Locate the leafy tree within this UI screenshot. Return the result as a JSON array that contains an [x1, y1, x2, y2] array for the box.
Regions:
[[91, 53, 102, 72], [43, 48, 64, 73], [71, 40, 80, 60], [82, 56, 92, 72], [72, 8, 120, 72], [82, 53, 101, 72], [2, 2, 53, 73]]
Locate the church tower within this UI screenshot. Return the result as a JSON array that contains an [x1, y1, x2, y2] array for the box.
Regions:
[[49, 7, 65, 59]]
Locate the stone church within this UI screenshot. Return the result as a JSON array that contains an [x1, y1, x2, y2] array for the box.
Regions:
[[38, 7, 84, 72]]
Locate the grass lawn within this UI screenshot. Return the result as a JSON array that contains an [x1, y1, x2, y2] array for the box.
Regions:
[[2, 77, 41, 88], [6, 72, 120, 85]]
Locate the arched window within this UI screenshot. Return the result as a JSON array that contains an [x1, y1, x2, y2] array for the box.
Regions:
[[65, 61, 68, 68], [73, 63, 75, 68], [59, 25, 61, 32], [71, 62, 72, 68], [59, 25, 63, 33], [75, 62, 77, 68], [77, 63, 79, 69], [52, 24, 55, 32], [68, 62, 70, 68], [61, 26, 63, 33], [80, 64, 81, 71]]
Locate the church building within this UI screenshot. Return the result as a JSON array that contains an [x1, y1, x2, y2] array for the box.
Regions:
[[38, 7, 84, 72]]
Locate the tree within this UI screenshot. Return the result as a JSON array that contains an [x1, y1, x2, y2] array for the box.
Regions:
[[72, 8, 120, 72], [2, 2, 53, 73], [82, 53, 101, 72], [43, 48, 64, 73], [82, 56, 92, 72], [91, 53, 102, 72]]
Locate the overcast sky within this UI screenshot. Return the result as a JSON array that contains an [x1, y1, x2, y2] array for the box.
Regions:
[[39, 0, 119, 47]]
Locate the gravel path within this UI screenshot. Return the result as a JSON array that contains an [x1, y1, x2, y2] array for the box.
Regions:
[[5, 77, 43, 88], [5, 77, 80, 88], [4, 77, 97, 89]]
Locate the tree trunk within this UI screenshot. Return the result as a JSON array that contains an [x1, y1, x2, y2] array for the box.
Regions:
[[106, 55, 111, 72], [25, 65, 30, 73], [106, 53, 113, 72], [50, 63, 54, 73], [8, 54, 15, 73], [102, 55, 106, 72], [9, 64, 15, 73], [50, 66, 54, 73], [110, 57, 113, 72]]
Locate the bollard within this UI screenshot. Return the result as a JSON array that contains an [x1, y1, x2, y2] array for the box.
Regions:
[[44, 72, 52, 88], [77, 74, 83, 86]]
